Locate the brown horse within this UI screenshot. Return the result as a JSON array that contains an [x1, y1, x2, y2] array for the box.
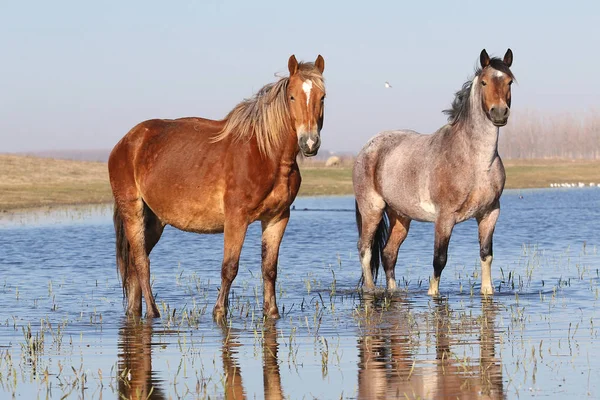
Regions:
[[109, 55, 326, 319], [354, 49, 514, 295]]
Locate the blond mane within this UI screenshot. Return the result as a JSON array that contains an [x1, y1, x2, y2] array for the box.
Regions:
[[212, 62, 325, 157]]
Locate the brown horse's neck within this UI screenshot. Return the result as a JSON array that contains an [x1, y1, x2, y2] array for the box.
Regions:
[[275, 128, 301, 167]]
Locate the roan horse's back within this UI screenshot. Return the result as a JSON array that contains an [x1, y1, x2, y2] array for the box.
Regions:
[[354, 129, 438, 222]]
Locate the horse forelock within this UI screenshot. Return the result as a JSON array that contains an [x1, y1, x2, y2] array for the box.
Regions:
[[212, 62, 324, 158]]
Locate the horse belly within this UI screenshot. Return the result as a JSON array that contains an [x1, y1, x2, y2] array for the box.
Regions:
[[144, 186, 226, 234], [381, 177, 438, 222], [400, 203, 437, 222]]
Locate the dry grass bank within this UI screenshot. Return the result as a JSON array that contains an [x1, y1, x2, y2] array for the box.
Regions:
[[1, 155, 599, 210], [0, 155, 111, 211]]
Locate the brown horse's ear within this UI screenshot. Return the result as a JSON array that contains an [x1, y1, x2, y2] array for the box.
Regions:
[[480, 49, 490, 68], [288, 55, 298, 76], [503, 48, 513, 67], [315, 55, 325, 73]]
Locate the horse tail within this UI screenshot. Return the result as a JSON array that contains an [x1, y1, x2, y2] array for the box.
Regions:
[[370, 212, 389, 283], [355, 201, 390, 284], [113, 203, 130, 301]]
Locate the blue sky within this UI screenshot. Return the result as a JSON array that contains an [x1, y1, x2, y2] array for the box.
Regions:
[[1, 0, 598, 153]]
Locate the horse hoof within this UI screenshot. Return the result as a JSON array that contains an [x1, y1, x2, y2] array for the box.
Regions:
[[126, 308, 143, 318], [480, 286, 494, 296], [264, 308, 281, 320], [213, 307, 227, 322], [362, 283, 377, 293], [145, 310, 161, 319]]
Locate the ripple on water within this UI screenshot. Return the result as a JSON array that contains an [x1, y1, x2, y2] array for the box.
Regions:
[[0, 190, 599, 398]]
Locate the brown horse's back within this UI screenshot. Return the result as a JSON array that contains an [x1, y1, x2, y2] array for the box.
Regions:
[[109, 118, 229, 233]]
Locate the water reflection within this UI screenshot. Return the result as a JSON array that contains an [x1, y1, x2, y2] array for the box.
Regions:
[[220, 323, 284, 400], [262, 322, 285, 400], [221, 326, 245, 399], [357, 296, 504, 399], [117, 319, 165, 400]]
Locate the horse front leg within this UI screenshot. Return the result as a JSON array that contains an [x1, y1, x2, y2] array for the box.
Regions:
[[477, 206, 500, 295], [261, 211, 290, 319], [428, 217, 455, 296], [213, 216, 249, 321]]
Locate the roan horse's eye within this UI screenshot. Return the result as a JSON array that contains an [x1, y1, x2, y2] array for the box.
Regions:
[[481, 80, 487, 86], [508, 80, 513, 86]]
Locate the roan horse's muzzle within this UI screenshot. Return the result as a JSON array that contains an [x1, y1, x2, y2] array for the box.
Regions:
[[489, 105, 510, 126], [298, 131, 321, 157]]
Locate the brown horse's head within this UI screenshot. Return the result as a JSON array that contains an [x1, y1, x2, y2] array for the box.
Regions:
[[478, 49, 514, 127], [287, 55, 326, 157]]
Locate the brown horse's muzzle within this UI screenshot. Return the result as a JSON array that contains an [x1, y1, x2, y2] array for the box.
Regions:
[[299, 132, 321, 157]]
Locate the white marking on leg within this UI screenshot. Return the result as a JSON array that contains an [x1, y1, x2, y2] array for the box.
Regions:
[[428, 275, 440, 296], [361, 248, 375, 288], [387, 277, 397, 290], [302, 80, 313, 106], [480, 255, 494, 295]]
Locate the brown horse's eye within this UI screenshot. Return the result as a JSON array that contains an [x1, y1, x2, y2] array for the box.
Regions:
[[321, 96, 325, 103], [481, 80, 487, 86], [290, 96, 295, 101], [508, 80, 513, 86]]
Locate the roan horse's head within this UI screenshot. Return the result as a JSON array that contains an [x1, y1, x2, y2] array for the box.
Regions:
[[478, 49, 514, 127], [286, 55, 325, 157]]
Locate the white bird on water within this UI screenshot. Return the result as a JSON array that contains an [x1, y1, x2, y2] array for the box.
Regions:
[[384, 81, 392, 88]]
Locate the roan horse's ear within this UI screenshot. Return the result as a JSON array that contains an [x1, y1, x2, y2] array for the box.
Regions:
[[480, 49, 490, 68], [288, 55, 299, 76], [315, 55, 325, 74], [503, 48, 513, 67]]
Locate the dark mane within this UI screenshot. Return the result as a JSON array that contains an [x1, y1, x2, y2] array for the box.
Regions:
[[443, 57, 515, 125]]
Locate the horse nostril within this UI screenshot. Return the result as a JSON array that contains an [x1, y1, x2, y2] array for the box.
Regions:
[[504, 108, 509, 116], [490, 107, 496, 115]]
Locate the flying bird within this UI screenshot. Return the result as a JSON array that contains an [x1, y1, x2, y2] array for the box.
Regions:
[[384, 81, 392, 88]]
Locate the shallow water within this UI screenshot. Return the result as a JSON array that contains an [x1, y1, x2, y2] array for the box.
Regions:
[[0, 188, 599, 399]]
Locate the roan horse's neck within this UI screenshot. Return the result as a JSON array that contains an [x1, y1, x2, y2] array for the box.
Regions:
[[460, 76, 501, 168]]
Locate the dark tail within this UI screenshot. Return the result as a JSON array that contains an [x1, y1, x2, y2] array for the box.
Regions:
[[114, 204, 130, 301], [355, 200, 390, 285]]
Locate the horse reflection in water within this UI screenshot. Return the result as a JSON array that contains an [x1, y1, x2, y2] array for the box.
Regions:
[[221, 323, 284, 400], [117, 321, 284, 399], [117, 320, 166, 400], [357, 297, 504, 399]]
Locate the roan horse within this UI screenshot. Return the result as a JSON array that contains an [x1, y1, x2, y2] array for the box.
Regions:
[[353, 49, 514, 295], [109, 55, 326, 319]]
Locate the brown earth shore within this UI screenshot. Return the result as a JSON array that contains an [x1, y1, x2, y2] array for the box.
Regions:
[[1, 155, 598, 211]]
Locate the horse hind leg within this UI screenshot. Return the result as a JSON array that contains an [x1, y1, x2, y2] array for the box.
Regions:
[[355, 197, 385, 290], [117, 198, 161, 318], [381, 211, 411, 290], [428, 217, 455, 296], [114, 206, 142, 316]]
